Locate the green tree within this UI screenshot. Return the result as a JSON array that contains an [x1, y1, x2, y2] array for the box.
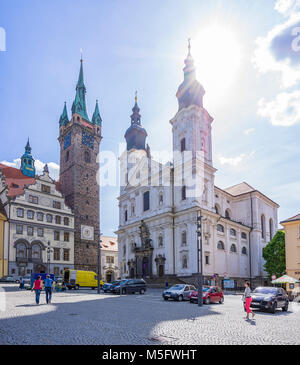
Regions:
[[263, 230, 286, 279]]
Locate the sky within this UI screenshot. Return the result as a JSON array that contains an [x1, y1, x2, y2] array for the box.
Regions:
[[0, 0, 300, 236]]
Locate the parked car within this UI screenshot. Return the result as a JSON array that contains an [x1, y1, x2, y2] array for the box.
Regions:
[[250, 287, 289, 313], [163, 284, 196, 301], [0, 276, 15, 283], [110, 279, 128, 293], [113, 279, 146, 294], [189, 286, 224, 304], [102, 280, 120, 293]]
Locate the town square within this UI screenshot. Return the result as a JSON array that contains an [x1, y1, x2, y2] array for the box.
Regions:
[[0, 0, 300, 352]]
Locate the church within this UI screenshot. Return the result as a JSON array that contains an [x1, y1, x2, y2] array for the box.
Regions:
[[116, 42, 279, 288]]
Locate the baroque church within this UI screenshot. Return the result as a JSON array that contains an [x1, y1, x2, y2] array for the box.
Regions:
[[116, 42, 279, 288]]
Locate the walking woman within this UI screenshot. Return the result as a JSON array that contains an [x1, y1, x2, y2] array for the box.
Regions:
[[243, 282, 255, 319], [32, 275, 42, 305]]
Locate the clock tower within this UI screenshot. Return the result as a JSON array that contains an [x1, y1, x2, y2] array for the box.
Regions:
[[58, 59, 102, 272]]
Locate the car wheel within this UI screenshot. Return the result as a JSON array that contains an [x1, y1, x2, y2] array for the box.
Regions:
[[164, 297, 168, 301], [282, 301, 289, 311], [271, 301, 277, 314], [219, 297, 224, 304], [178, 295, 183, 302], [75, 284, 79, 290], [205, 297, 210, 304], [140, 289, 145, 294]]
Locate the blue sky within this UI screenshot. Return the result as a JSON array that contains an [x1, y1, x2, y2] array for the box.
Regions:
[[0, 0, 299, 235]]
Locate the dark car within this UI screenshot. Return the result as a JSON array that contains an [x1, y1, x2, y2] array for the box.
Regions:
[[110, 279, 128, 293], [113, 279, 146, 294], [0, 276, 15, 283], [250, 287, 289, 313]]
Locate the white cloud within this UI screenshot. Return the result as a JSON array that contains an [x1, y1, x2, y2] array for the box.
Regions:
[[275, 0, 300, 16], [218, 151, 255, 167], [244, 128, 255, 135], [0, 159, 60, 180], [257, 90, 300, 126]]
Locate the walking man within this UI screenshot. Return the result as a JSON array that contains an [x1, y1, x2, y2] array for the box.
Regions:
[[44, 275, 54, 304]]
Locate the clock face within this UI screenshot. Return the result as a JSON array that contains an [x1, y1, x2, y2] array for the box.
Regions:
[[82, 130, 94, 150], [81, 225, 94, 241], [64, 132, 71, 150]]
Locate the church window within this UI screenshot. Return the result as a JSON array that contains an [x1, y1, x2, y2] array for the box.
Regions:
[[123, 244, 126, 256], [217, 224, 224, 233], [27, 226, 34, 236], [241, 232, 247, 240], [158, 235, 163, 247], [64, 217, 69, 226], [46, 214, 53, 223], [242, 247, 247, 255], [37, 212, 44, 221], [159, 192, 163, 205], [182, 186, 186, 200], [269, 218, 274, 240], [27, 210, 34, 219], [205, 254, 210, 265], [181, 231, 187, 246], [225, 209, 231, 219], [230, 244, 237, 253], [55, 216, 61, 224], [54, 231, 60, 241], [230, 228, 236, 237], [217, 241, 225, 250], [182, 255, 188, 269], [143, 191, 150, 211], [84, 150, 91, 163], [261, 214, 266, 239], [16, 224, 23, 234], [32, 244, 41, 259], [215, 205, 220, 215], [37, 228, 44, 237], [65, 150, 69, 162], [181, 138, 186, 152], [131, 204, 135, 216], [17, 208, 24, 218], [125, 210, 128, 222]]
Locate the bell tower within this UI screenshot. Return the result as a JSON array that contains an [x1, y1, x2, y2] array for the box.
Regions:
[[58, 58, 102, 272], [21, 139, 35, 178]]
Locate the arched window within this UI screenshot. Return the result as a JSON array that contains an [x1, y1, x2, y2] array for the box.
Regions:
[[16, 243, 27, 258], [182, 185, 186, 200], [158, 235, 163, 247], [217, 241, 225, 250], [84, 150, 91, 163], [65, 150, 69, 162], [261, 214, 266, 239], [123, 244, 126, 256], [46, 214, 53, 223], [181, 231, 187, 246], [215, 204, 220, 215], [32, 244, 41, 259], [269, 218, 274, 240], [182, 255, 188, 269], [159, 192, 163, 205], [242, 247, 247, 255], [225, 209, 231, 219], [230, 228, 236, 236], [230, 244, 237, 253], [180, 138, 186, 152], [241, 232, 247, 240], [217, 224, 224, 233]]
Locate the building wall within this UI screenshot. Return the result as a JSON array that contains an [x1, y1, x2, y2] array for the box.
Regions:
[[0, 213, 8, 278], [282, 219, 300, 281]]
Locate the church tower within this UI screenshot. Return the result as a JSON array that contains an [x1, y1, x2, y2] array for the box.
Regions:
[[58, 58, 102, 272], [21, 139, 35, 177], [170, 40, 216, 210]]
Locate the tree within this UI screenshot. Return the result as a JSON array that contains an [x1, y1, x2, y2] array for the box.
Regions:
[[263, 230, 286, 279]]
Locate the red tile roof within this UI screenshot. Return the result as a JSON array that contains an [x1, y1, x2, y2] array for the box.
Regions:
[[0, 163, 36, 198]]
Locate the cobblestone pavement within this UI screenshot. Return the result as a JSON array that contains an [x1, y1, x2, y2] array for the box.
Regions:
[[0, 284, 300, 345]]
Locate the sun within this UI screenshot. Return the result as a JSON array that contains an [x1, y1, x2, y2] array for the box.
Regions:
[[192, 25, 242, 105]]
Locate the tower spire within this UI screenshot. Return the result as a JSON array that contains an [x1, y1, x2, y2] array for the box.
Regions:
[[131, 91, 141, 125], [92, 99, 102, 126], [71, 58, 90, 121], [59, 102, 69, 126], [21, 138, 35, 177]]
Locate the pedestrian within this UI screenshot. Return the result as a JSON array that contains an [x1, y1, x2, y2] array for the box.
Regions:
[[44, 275, 54, 304], [243, 281, 255, 320], [19, 277, 24, 290], [32, 275, 42, 305]]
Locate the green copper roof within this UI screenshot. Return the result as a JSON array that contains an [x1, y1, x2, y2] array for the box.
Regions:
[[92, 100, 102, 126], [71, 60, 90, 121], [59, 102, 69, 126]]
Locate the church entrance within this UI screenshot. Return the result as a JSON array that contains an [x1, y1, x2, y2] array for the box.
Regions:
[[130, 268, 135, 279], [142, 257, 149, 277], [158, 265, 164, 277]]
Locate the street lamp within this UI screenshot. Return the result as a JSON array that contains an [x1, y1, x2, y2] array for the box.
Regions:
[[47, 241, 53, 274], [197, 210, 203, 307], [97, 232, 102, 294]]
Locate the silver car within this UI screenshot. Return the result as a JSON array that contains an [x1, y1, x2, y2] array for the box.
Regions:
[[163, 284, 196, 301]]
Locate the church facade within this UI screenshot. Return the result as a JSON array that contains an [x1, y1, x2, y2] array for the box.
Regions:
[[116, 43, 279, 288]]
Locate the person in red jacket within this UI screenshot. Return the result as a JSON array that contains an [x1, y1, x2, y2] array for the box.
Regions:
[[32, 275, 42, 305]]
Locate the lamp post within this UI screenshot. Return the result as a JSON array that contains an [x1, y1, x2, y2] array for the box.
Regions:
[[97, 232, 102, 294], [47, 241, 53, 274], [197, 210, 203, 307]]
